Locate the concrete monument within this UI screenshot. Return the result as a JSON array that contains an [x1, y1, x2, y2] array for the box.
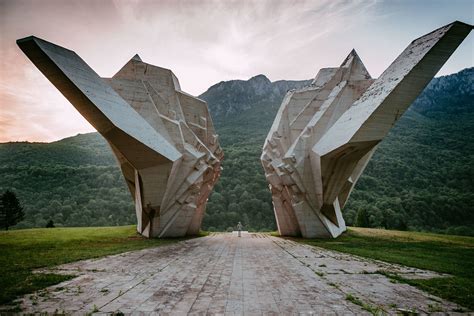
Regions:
[[17, 36, 223, 238], [261, 21, 472, 238]]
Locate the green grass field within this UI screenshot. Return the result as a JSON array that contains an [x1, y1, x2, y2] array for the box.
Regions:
[[0, 226, 195, 307], [297, 227, 474, 310]]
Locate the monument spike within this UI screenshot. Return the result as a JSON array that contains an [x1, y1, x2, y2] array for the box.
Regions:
[[261, 21, 472, 238], [17, 36, 223, 238]]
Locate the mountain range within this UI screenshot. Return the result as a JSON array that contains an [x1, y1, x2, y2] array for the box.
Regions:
[[0, 67, 473, 235]]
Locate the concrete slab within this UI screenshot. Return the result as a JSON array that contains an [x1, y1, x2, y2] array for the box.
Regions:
[[15, 233, 464, 314]]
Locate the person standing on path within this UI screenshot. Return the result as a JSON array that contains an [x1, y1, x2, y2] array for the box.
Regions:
[[237, 222, 242, 237]]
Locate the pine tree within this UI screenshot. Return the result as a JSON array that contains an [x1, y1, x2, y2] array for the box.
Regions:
[[0, 190, 25, 230]]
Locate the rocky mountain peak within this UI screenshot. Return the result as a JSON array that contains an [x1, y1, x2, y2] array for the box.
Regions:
[[200, 75, 311, 122], [248, 74, 271, 85]]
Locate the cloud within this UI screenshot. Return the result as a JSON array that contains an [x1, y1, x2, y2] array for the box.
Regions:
[[0, 0, 472, 142]]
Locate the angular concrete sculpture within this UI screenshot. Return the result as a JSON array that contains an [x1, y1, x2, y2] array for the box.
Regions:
[[17, 37, 223, 238], [261, 21, 472, 238]]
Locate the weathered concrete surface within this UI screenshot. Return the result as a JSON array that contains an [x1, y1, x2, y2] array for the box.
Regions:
[[17, 36, 223, 238], [261, 21, 473, 239], [19, 233, 463, 314]]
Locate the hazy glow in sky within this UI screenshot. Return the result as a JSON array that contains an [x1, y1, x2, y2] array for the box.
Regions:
[[0, 0, 472, 142]]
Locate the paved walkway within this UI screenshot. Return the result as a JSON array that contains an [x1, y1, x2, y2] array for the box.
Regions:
[[19, 233, 462, 314]]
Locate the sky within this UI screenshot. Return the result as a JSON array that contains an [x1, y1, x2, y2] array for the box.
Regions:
[[0, 0, 473, 142]]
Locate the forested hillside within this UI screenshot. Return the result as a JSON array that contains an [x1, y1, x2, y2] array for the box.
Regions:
[[0, 134, 134, 228], [0, 68, 472, 235]]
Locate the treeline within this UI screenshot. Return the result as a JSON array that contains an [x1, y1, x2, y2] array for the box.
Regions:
[[0, 165, 135, 228], [346, 110, 474, 236], [0, 134, 136, 229]]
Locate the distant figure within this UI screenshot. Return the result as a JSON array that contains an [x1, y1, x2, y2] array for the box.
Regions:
[[237, 222, 242, 237]]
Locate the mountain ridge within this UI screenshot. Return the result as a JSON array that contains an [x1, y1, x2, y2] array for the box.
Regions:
[[199, 74, 311, 122]]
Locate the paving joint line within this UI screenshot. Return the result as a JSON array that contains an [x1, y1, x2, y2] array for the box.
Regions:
[[98, 253, 183, 310]]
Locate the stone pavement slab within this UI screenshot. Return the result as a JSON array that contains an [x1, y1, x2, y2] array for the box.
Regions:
[[14, 233, 465, 314]]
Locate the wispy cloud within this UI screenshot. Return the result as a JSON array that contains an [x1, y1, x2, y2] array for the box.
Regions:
[[0, 0, 472, 142]]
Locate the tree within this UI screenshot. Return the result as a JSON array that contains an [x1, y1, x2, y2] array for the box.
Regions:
[[46, 219, 55, 228], [355, 208, 370, 228], [0, 190, 25, 230]]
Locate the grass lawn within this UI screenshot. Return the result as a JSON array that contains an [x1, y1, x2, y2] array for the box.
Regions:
[[296, 227, 474, 310], [0, 225, 196, 307]]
